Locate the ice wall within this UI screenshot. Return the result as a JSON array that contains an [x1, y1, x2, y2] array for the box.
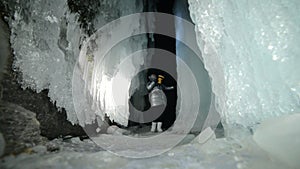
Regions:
[[188, 0, 300, 129], [7, 0, 147, 125], [73, 4, 148, 127], [8, 0, 81, 123], [174, 0, 219, 133], [74, 35, 148, 127]]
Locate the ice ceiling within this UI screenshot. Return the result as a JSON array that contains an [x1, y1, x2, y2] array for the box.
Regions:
[[8, 0, 300, 133]]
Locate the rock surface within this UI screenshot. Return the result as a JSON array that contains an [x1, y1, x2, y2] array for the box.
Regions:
[[0, 132, 5, 156], [0, 52, 86, 139], [0, 102, 46, 155]]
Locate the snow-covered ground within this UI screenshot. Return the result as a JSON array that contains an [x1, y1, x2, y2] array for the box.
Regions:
[[0, 129, 292, 169], [1, 114, 300, 169]]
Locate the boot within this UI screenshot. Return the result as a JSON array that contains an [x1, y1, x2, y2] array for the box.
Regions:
[[151, 122, 157, 132], [157, 122, 163, 132]]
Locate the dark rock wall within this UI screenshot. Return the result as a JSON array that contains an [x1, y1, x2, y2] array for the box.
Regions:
[[0, 102, 46, 155]]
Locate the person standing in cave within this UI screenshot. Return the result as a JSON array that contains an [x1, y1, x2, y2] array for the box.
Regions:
[[147, 74, 174, 132]]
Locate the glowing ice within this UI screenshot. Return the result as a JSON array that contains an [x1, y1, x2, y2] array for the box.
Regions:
[[9, 0, 147, 125]]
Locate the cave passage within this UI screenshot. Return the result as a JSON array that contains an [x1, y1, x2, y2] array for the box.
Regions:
[[128, 0, 177, 131], [150, 0, 177, 130]]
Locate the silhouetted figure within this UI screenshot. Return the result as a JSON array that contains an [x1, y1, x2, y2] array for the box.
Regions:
[[147, 74, 174, 132]]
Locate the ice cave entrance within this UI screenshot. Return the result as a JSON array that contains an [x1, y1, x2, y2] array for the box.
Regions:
[[71, 0, 220, 137], [121, 0, 218, 135], [126, 0, 178, 132]]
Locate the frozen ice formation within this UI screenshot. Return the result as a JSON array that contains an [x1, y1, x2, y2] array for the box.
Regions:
[[8, 0, 300, 131], [9, 0, 82, 123], [188, 0, 300, 129], [73, 21, 148, 127], [253, 113, 300, 168], [8, 0, 147, 125], [174, 0, 220, 133], [72, 9, 148, 127]]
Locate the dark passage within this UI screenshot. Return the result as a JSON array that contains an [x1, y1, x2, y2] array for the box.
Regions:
[[150, 0, 177, 130], [128, 0, 177, 132]]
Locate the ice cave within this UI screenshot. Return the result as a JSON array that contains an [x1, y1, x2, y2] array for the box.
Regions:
[[0, 0, 299, 168]]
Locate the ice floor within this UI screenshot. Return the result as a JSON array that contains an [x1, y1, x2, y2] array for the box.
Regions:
[[0, 130, 292, 169]]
